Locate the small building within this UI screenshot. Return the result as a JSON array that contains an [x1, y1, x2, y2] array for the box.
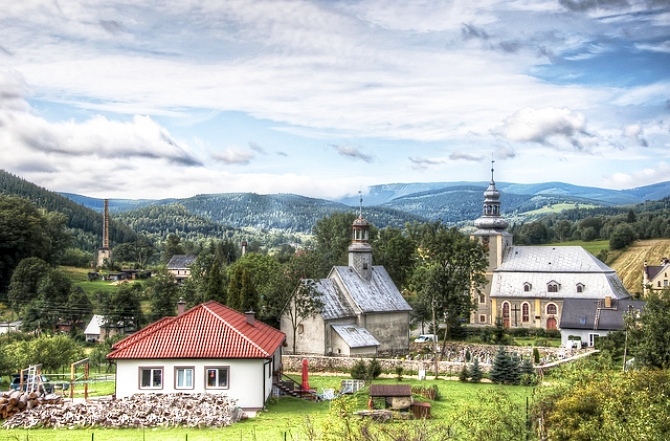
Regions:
[[643, 258, 670, 295], [369, 384, 413, 410], [166, 254, 197, 283], [281, 212, 411, 356], [84, 314, 133, 342], [559, 297, 645, 348], [106, 301, 285, 411]]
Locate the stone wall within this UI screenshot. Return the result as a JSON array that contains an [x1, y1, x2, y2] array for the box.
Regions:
[[282, 343, 586, 375]]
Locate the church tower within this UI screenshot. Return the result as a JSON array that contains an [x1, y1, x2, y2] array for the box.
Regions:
[[470, 162, 513, 325], [348, 193, 373, 280]]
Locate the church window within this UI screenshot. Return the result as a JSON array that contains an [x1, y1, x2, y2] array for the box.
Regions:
[[547, 282, 559, 293], [523, 283, 532, 292], [546, 304, 557, 315], [576, 283, 585, 293], [502, 302, 510, 328], [522, 303, 530, 322]]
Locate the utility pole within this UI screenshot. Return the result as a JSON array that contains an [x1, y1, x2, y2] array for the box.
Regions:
[[432, 300, 439, 379]]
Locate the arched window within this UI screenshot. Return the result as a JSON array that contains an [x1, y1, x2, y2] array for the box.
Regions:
[[546, 304, 557, 315], [522, 303, 530, 322], [502, 302, 510, 328], [576, 283, 585, 293], [523, 283, 532, 292], [548, 282, 559, 293]]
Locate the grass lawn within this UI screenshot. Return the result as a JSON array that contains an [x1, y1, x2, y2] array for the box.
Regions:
[[544, 239, 609, 257], [3, 376, 535, 441]]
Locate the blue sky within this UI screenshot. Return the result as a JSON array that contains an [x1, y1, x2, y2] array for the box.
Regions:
[[1, 0, 669, 200]]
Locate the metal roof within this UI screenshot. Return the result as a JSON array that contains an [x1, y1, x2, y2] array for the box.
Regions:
[[330, 266, 412, 313], [369, 384, 412, 397], [331, 324, 380, 348], [491, 246, 630, 300], [560, 298, 646, 331], [107, 301, 285, 360], [313, 279, 357, 320], [166, 254, 197, 269]]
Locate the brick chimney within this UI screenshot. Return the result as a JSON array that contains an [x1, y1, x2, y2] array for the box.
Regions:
[[177, 297, 186, 316], [245, 310, 255, 326]]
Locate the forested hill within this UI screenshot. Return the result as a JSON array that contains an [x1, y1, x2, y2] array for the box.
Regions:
[[115, 193, 426, 235], [0, 170, 136, 248]]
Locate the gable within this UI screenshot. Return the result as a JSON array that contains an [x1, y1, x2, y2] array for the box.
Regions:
[[167, 254, 197, 270], [108, 301, 285, 360]]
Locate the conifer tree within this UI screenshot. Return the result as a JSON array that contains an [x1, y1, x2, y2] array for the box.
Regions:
[[469, 357, 483, 383], [490, 346, 513, 384], [459, 364, 470, 382]]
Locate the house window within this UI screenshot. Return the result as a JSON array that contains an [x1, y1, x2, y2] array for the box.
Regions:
[[546, 304, 557, 315], [522, 303, 530, 322], [523, 283, 532, 292], [205, 367, 229, 389], [548, 283, 559, 293], [175, 367, 194, 390], [139, 367, 163, 390], [479, 293, 485, 304], [479, 314, 487, 323], [658, 281, 662, 287]]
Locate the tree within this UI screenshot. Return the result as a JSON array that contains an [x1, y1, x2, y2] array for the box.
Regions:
[[112, 237, 156, 268], [373, 227, 416, 290], [0, 196, 70, 297], [97, 283, 145, 333], [409, 223, 488, 347], [284, 278, 323, 354], [7, 257, 51, 310], [489, 346, 520, 385], [226, 266, 258, 313], [630, 288, 670, 369], [162, 234, 184, 262], [469, 358, 483, 383], [65, 286, 93, 325], [312, 212, 360, 276], [147, 270, 179, 321], [609, 223, 636, 250]]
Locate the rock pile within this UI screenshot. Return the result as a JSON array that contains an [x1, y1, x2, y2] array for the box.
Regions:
[[2, 393, 242, 429]]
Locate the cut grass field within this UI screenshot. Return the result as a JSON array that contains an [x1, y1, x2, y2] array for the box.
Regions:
[[3, 376, 535, 441]]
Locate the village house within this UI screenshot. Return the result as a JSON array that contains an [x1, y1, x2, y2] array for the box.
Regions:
[[106, 301, 285, 411], [280, 211, 412, 356], [643, 258, 670, 295], [166, 254, 197, 283], [470, 163, 633, 333], [559, 297, 645, 348]]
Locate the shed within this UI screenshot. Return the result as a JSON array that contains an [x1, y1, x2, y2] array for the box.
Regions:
[[369, 384, 413, 410]]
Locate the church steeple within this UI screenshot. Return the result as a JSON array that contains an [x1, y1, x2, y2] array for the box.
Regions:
[[474, 159, 509, 231], [348, 191, 373, 280]]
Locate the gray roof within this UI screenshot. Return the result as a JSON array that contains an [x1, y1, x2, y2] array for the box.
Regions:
[[331, 324, 380, 348], [313, 279, 357, 320], [491, 246, 630, 300], [560, 298, 646, 331], [330, 266, 412, 313], [167, 254, 197, 269]]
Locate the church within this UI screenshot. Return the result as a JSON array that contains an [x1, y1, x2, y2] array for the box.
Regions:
[[469, 164, 631, 330], [280, 210, 412, 356]]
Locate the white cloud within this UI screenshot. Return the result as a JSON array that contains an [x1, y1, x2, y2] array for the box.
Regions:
[[603, 162, 670, 189], [494, 107, 588, 149], [211, 147, 255, 165]]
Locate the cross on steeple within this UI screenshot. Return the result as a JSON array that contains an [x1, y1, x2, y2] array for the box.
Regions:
[[358, 189, 363, 218]]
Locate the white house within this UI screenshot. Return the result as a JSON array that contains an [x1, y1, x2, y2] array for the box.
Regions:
[[166, 254, 197, 283], [107, 301, 286, 411]]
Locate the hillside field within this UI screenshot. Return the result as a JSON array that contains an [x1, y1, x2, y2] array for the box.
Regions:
[[609, 238, 670, 296]]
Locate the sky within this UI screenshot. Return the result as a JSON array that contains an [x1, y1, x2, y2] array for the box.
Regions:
[[1, 0, 669, 201]]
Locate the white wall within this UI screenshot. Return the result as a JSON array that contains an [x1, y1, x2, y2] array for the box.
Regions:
[[115, 357, 270, 409]]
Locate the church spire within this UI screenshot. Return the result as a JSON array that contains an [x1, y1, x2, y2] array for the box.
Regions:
[[474, 158, 508, 231], [349, 194, 373, 280]]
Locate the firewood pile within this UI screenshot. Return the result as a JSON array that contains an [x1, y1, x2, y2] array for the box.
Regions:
[[0, 390, 63, 420], [2, 393, 243, 429]]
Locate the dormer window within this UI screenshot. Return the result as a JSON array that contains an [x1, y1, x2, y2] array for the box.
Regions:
[[547, 282, 560, 293], [576, 283, 585, 293], [523, 282, 532, 292]]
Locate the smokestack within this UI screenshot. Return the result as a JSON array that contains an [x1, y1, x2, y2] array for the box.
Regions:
[[103, 199, 109, 248], [245, 310, 255, 326], [177, 297, 186, 316]]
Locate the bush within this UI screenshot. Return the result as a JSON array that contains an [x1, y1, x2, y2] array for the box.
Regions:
[[367, 357, 383, 379], [459, 364, 470, 382], [470, 358, 483, 383], [395, 365, 404, 381], [351, 359, 367, 380]]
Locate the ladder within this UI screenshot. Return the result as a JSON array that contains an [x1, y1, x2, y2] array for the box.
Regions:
[[593, 300, 602, 330], [23, 364, 45, 395]]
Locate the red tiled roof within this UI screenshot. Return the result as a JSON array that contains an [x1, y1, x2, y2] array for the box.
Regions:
[[107, 301, 285, 360]]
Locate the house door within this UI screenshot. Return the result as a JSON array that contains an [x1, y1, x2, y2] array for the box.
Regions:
[[502, 302, 510, 328], [546, 317, 557, 330]]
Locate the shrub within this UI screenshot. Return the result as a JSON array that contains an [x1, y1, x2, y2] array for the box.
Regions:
[[350, 359, 367, 380], [470, 358, 483, 383], [395, 365, 404, 381], [459, 364, 470, 382], [367, 357, 382, 379]]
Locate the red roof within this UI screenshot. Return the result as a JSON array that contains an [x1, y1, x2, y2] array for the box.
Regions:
[[107, 301, 285, 360]]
